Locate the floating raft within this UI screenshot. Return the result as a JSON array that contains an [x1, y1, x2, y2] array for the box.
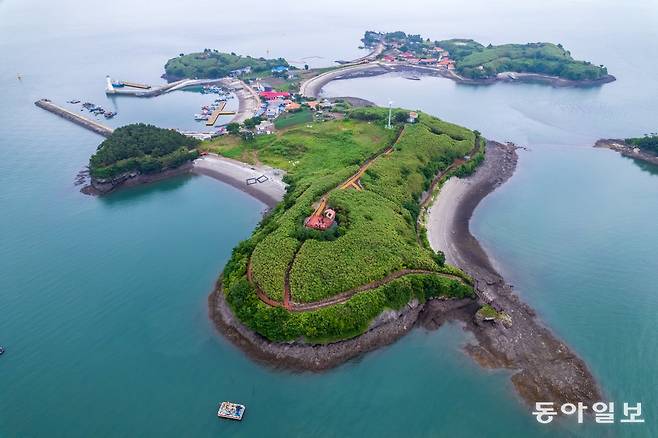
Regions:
[[217, 401, 245, 421]]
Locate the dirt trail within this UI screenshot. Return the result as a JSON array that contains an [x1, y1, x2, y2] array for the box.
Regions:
[[247, 125, 475, 312]]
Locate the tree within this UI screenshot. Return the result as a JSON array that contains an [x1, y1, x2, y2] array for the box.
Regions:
[[433, 250, 446, 267], [243, 116, 262, 130], [226, 123, 240, 135]]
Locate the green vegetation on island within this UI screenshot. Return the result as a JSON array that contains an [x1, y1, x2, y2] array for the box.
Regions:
[[438, 40, 608, 80], [164, 49, 289, 79], [89, 124, 200, 179], [363, 31, 610, 81], [626, 133, 658, 155], [209, 107, 478, 343]]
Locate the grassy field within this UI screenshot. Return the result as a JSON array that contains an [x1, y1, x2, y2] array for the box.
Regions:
[[218, 108, 477, 342], [274, 108, 313, 129]]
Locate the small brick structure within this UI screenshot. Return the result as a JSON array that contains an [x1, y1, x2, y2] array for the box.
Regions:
[[305, 208, 336, 231]]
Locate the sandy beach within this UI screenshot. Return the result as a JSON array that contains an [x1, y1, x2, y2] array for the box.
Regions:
[[425, 141, 601, 406], [192, 154, 286, 208]]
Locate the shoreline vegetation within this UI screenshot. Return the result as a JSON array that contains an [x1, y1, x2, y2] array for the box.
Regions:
[[595, 136, 658, 167]]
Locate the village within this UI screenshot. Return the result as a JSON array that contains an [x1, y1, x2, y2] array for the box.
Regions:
[[195, 63, 342, 138]]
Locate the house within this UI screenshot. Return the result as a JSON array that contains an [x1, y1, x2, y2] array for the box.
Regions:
[[382, 55, 396, 62], [265, 106, 280, 118], [418, 58, 437, 64], [271, 65, 289, 75], [305, 101, 320, 110], [408, 111, 418, 123], [255, 120, 275, 135], [259, 91, 291, 100], [319, 99, 333, 109], [399, 52, 414, 59], [229, 66, 252, 77], [285, 102, 301, 112], [254, 82, 273, 92]]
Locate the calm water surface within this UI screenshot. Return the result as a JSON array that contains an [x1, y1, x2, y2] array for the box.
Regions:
[[1, 0, 656, 436]]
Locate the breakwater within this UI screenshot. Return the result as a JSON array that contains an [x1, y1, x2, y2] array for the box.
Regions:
[[34, 99, 114, 137]]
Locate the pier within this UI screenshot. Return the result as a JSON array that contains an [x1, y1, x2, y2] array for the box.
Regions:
[[105, 76, 226, 97], [205, 102, 236, 126], [35, 99, 114, 137]]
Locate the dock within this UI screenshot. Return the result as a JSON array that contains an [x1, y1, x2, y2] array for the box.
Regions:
[[35, 99, 114, 137], [206, 101, 236, 126]]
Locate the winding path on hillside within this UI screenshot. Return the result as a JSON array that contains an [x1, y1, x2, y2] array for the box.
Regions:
[[244, 125, 481, 312]]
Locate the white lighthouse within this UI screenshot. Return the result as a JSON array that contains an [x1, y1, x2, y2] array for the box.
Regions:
[[105, 75, 115, 94]]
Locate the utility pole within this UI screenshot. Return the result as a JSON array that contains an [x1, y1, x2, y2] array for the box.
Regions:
[[387, 100, 393, 129]]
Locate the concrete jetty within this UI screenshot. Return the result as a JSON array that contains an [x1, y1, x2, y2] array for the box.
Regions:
[[35, 99, 114, 137], [105, 77, 225, 97]]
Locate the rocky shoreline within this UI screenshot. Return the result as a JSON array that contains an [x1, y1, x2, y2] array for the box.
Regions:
[[594, 138, 658, 166], [426, 141, 601, 406], [208, 139, 602, 408], [81, 162, 194, 196], [209, 279, 474, 371], [325, 63, 615, 90]]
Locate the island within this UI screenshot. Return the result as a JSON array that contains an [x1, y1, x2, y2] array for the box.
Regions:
[[595, 133, 658, 166], [350, 31, 614, 86], [163, 49, 290, 81], [86, 123, 200, 194], [208, 107, 480, 346]]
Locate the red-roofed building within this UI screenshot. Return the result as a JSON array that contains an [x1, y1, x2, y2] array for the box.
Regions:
[[399, 52, 414, 59], [259, 91, 291, 100], [382, 55, 396, 62], [305, 208, 336, 230]]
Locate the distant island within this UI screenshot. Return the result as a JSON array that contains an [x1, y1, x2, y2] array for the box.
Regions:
[[87, 124, 199, 193], [595, 133, 658, 166], [164, 49, 290, 81], [362, 30, 614, 85]]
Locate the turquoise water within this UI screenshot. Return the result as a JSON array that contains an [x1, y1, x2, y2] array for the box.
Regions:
[[1, 0, 657, 436]]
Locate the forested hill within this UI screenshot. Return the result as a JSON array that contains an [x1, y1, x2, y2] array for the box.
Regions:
[[437, 40, 609, 81], [164, 49, 289, 79], [89, 124, 199, 179]]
